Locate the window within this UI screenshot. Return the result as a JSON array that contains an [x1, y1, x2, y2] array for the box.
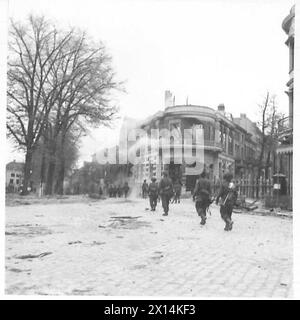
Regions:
[[220, 124, 226, 151], [9, 179, 13, 184], [235, 144, 240, 158], [169, 120, 181, 134], [16, 179, 19, 185], [136, 136, 140, 157], [204, 124, 209, 141], [228, 131, 234, 155], [11, 173, 15, 177], [211, 127, 215, 141]]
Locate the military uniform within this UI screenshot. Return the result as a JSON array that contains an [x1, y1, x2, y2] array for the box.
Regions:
[[159, 176, 173, 216], [148, 180, 159, 211], [193, 176, 212, 225], [172, 180, 182, 203], [123, 183, 129, 198], [142, 181, 148, 198], [216, 179, 238, 231]]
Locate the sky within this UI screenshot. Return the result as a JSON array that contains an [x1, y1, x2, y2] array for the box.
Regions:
[[6, 0, 295, 165]]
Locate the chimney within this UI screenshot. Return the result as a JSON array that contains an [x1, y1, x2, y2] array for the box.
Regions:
[[217, 104, 225, 112], [240, 113, 246, 119], [165, 90, 173, 108]]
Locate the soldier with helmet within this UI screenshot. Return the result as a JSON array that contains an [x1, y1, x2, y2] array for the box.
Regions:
[[148, 177, 159, 211], [193, 170, 212, 225], [158, 171, 174, 216], [215, 172, 238, 231]]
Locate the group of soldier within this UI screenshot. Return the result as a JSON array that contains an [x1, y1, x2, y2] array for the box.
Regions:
[[142, 172, 176, 216], [107, 182, 130, 198], [142, 171, 238, 232]]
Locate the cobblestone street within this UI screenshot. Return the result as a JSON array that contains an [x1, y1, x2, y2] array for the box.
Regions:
[[5, 198, 293, 297]]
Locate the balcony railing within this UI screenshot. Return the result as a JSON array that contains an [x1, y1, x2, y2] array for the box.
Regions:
[[278, 116, 293, 134], [160, 139, 222, 150], [278, 117, 293, 144]]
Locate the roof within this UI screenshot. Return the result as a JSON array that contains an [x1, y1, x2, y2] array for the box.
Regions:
[[6, 161, 24, 171]]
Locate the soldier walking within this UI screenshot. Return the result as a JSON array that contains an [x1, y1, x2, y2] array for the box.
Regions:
[[159, 171, 173, 216], [148, 177, 159, 211], [193, 171, 212, 225], [172, 179, 182, 204], [215, 173, 238, 231], [142, 180, 148, 198], [123, 182, 130, 198], [117, 184, 123, 197]]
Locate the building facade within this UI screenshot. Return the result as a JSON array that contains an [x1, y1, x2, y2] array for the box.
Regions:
[[127, 91, 264, 192], [6, 161, 24, 192], [277, 5, 294, 197]]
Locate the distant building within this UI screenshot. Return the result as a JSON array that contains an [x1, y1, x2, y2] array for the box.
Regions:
[[277, 5, 294, 197], [233, 113, 264, 177], [6, 160, 24, 192]]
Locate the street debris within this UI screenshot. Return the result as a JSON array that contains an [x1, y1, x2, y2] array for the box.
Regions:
[[131, 264, 147, 270], [15, 252, 52, 259], [68, 241, 82, 245], [7, 267, 31, 273], [108, 216, 150, 230], [90, 241, 106, 246]]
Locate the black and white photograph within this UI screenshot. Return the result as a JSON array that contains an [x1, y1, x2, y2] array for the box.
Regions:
[[1, 0, 298, 299]]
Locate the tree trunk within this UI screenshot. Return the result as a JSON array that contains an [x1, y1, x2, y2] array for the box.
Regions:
[[44, 138, 57, 195], [45, 159, 56, 195], [265, 150, 271, 179], [21, 150, 33, 195], [39, 145, 47, 196], [55, 128, 68, 195], [56, 157, 65, 195]]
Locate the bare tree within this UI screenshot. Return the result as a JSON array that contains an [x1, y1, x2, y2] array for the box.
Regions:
[[264, 97, 284, 178], [257, 92, 270, 175], [257, 93, 283, 178], [7, 15, 73, 194], [7, 15, 121, 195], [42, 30, 120, 195], [54, 125, 84, 195]]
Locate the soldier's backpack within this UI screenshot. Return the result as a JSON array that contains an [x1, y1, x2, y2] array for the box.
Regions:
[[148, 183, 158, 196]]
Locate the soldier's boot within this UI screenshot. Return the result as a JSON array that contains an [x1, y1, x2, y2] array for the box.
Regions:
[[224, 218, 232, 231], [200, 215, 206, 225]]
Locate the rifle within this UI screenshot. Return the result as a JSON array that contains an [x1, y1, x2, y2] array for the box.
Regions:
[[206, 196, 216, 216]]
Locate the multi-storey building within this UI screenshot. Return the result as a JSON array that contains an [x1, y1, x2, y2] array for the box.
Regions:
[[277, 5, 294, 197], [124, 91, 264, 192], [6, 160, 24, 192]]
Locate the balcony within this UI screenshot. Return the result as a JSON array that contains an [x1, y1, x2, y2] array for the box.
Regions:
[[160, 139, 222, 152], [278, 116, 293, 143]]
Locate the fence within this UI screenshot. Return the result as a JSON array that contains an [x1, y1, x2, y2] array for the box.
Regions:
[[233, 177, 274, 199], [212, 177, 292, 210]]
